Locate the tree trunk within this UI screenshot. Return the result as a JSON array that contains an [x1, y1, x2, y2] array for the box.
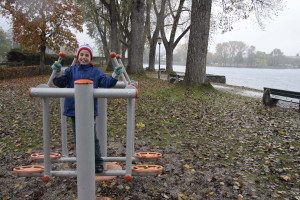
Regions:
[[106, 0, 119, 71], [185, 0, 212, 85], [40, 44, 46, 74], [147, 29, 159, 71], [128, 0, 145, 74], [147, 0, 166, 71], [165, 45, 173, 72]]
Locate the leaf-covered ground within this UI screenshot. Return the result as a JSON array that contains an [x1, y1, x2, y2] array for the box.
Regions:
[[0, 74, 299, 200]]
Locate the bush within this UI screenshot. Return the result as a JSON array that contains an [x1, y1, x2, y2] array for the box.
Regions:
[[6, 48, 28, 62], [6, 48, 75, 66], [0, 65, 52, 80]]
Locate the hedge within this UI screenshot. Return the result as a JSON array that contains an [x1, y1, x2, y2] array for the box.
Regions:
[[0, 65, 52, 80], [0, 64, 108, 80], [6, 48, 75, 66]]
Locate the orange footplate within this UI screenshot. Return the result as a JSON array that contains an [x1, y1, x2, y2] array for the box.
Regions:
[[132, 165, 163, 173], [31, 153, 61, 160], [134, 152, 162, 160], [13, 165, 44, 175]]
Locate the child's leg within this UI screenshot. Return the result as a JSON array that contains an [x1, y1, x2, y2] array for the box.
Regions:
[[94, 123, 103, 166], [71, 117, 76, 146]]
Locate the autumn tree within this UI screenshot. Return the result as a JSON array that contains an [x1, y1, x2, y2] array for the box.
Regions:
[[0, 0, 83, 73], [269, 48, 284, 67], [215, 42, 229, 66], [246, 46, 256, 67]]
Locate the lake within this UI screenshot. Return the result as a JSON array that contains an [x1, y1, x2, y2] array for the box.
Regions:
[[147, 64, 300, 91]]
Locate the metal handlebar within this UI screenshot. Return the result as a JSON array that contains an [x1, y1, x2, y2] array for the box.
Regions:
[[47, 52, 66, 86]]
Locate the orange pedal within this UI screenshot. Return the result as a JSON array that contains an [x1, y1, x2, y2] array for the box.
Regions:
[[132, 165, 163, 173], [31, 153, 61, 160], [134, 152, 162, 159], [13, 165, 44, 174]]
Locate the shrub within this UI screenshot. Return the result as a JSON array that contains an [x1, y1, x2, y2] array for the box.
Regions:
[[6, 48, 75, 66], [0, 65, 52, 80]]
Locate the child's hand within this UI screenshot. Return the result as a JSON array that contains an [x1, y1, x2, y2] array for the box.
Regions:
[[51, 61, 62, 73], [114, 65, 124, 76]]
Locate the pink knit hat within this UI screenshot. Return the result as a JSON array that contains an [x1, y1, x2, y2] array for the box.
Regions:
[[76, 44, 93, 61]]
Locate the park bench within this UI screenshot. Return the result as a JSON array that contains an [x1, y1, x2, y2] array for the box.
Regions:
[[263, 87, 300, 110], [168, 73, 184, 83], [0, 61, 24, 67]]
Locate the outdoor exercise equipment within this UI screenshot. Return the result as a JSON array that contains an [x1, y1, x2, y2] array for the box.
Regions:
[[13, 52, 163, 200], [110, 52, 137, 88]]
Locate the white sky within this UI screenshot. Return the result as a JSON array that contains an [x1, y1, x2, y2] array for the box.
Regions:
[[1, 0, 299, 56], [210, 0, 300, 56]]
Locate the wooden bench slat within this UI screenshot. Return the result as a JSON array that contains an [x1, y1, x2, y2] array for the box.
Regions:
[[264, 88, 300, 99], [263, 88, 300, 110]]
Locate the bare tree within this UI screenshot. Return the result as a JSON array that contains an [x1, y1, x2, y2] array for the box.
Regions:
[[160, 0, 190, 72], [77, 0, 111, 64], [146, 0, 166, 71], [99, 0, 120, 71]]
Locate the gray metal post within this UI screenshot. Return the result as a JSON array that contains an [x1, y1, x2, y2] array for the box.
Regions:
[[97, 98, 107, 169], [47, 53, 65, 86], [60, 98, 68, 157], [131, 99, 136, 154], [110, 54, 128, 86], [71, 56, 77, 66], [74, 79, 95, 200], [42, 98, 51, 177], [117, 56, 131, 85], [125, 97, 135, 179]]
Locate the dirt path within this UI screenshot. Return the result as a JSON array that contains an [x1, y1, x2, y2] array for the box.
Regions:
[[146, 72, 299, 110]]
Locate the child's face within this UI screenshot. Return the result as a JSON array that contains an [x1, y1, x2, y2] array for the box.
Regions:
[[78, 49, 91, 65]]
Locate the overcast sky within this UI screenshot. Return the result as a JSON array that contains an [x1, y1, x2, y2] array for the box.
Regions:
[[210, 0, 300, 56], [0, 0, 299, 56]]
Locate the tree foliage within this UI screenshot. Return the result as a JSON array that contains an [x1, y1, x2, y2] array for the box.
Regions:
[[0, 0, 83, 73], [214, 0, 284, 32]]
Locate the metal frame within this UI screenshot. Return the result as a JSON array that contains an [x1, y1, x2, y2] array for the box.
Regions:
[[15, 53, 161, 200], [28, 80, 138, 200]]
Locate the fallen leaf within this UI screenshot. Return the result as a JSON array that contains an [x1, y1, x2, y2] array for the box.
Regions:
[[25, 148, 32, 154]]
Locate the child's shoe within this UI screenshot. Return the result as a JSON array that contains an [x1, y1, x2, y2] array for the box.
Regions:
[[95, 165, 104, 173]]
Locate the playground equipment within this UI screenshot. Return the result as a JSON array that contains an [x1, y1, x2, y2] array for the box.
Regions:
[[13, 52, 163, 200]]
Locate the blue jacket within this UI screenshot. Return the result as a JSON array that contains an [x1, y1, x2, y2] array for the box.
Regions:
[[53, 63, 117, 117]]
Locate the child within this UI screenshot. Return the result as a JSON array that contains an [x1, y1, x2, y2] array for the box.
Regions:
[[51, 44, 124, 173]]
